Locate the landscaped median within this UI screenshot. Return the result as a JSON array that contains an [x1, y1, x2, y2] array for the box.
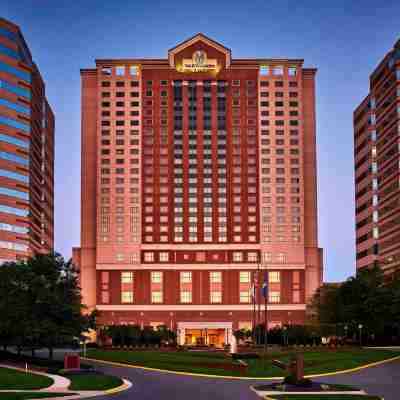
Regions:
[[84, 347, 400, 378], [0, 352, 129, 399], [0, 366, 54, 390], [0, 393, 77, 400]]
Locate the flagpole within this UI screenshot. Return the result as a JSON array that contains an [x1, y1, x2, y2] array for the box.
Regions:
[[257, 261, 261, 345], [252, 272, 256, 343], [263, 265, 268, 367]]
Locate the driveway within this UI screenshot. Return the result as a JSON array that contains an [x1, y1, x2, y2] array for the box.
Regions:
[[86, 356, 400, 400]]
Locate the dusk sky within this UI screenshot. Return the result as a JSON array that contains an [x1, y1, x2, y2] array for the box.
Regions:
[[2, 0, 399, 282]]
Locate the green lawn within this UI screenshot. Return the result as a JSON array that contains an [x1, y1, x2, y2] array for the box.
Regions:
[[64, 373, 123, 391], [85, 348, 400, 378], [0, 367, 54, 390], [266, 396, 381, 400], [0, 393, 75, 400]]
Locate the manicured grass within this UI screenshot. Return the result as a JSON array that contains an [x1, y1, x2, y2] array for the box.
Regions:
[[64, 373, 123, 391], [266, 396, 381, 400], [85, 348, 400, 378], [0, 393, 75, 400], [0, 367, 54, 390]]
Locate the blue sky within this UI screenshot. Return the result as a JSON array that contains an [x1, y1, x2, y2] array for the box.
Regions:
[[2, 0, 399, 281]]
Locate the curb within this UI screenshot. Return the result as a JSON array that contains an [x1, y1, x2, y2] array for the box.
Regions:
[[104, 378, 132, 395], [250, 385, 367, 397], [82, 354, 400, 381]]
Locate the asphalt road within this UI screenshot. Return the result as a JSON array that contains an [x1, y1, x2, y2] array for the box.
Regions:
[[87, 356, 400, 400]]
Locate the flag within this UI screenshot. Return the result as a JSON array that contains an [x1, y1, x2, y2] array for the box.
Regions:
[[261, 272, 268, 298]]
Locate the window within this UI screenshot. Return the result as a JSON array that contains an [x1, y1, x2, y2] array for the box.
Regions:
[[276, 253, 286, 263], [269, 291, 280, 303], [210, 271, 222, 283], [121, 271, 133, 283], [288, 66, 297, 76], [273, 66, 283, 75], [210, 291, 222, 303], [144, 252, 154, 262], [159, 252, 169, 262], [247, 252, 258, 262], [263, 252, 272, 263], [151, 271, 163, 283], [180, 291, 192, 303], [240, 291, 250, 303], [233, 252, 243, 262], [180, 271, 192, 283], [130, 66, 138, 76], [260, 66, 269, 76], [101, 66, 112, 75], [121, 291, 133, 303], [152, 291, 163, 303], [269, 271, 280, 283], [239, 271, 250, 283], [116, 66, 125, 76]]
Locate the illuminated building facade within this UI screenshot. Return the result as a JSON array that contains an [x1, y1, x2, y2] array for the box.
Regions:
[[74, 34, 323, 345]]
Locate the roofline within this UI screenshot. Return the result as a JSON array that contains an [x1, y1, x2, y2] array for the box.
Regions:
[[94, 58, 306, 65], [168, 32, 231, 53]]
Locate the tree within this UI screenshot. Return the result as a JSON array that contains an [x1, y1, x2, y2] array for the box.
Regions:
[[311, 266, 400, 344], [0, 253, 96, 359]]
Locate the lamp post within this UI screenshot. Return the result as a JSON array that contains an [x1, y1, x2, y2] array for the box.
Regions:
[[344, 325, 348, 340], [282, 326, 287, 347], [358, 324, 363, 347]]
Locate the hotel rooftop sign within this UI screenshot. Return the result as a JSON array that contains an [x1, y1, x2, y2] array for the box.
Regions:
[[181, 51, 218, 72]]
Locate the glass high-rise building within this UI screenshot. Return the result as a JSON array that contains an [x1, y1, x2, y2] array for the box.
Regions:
[[74, 34, 323, 346], [0, 18, 54, 263], [354, 38, 400, 279]]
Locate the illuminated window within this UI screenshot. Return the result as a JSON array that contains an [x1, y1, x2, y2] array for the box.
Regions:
[[233, 252, 243, 262], [121, 291, 133, 303], [116, 253, 124, 262], [269, 291, 280, 303], [240, 271, 250, 283], [263, 252, 272, 262], [210, 271, 222, 283], [144, 252, 154, 262], [151, 291, 163, 303], [151, 271, 163, 283], [276, 253, 286, 263], [180, 291, 192, 303], [240, 291, 251, 303], [159, 252, 169, 262], [121, 271, 133, 283], [210, 291, 222, 303], [180, 271, 192, 283], [269, 271, 280, 283], [247, 252, 258, 262]]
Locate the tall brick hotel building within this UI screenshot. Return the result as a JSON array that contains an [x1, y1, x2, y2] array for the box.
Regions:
[[0, 18, 54, 263], [74, 34, 323, 346], [354, 39, 400, 278]]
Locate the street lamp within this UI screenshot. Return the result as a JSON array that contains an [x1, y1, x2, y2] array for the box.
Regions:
[[358, 324, 363, 347], [344, 325, 348, 339], [282, 326, 287, 347]]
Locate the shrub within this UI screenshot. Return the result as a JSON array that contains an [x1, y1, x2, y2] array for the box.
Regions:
[[231, 352, 259, 360]]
